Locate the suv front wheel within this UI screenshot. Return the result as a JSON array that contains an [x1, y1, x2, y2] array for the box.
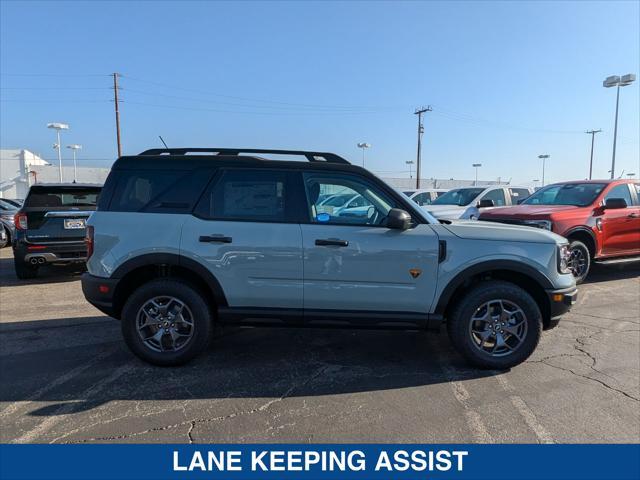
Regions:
[[447, 281, 542, 369], [121, 279, 213, 366]]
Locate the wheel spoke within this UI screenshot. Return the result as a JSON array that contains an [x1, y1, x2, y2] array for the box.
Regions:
[[136, 295, 195, 353]]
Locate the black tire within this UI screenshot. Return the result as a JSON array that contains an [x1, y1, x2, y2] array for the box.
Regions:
[[0, 227, 8, 248], [14, 257, 38, 279], [121, 279, 213, 366], [446, 281, 542, 369], [567, 239, 591, 284]]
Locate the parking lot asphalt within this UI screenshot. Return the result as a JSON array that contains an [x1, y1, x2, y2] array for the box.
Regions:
[[0, 247, 638, 444]]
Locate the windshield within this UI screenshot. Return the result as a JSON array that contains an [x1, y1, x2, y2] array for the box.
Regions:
[[432, 188, 484, 206], [523, 183, 606, 207], [25, 187, 101, 208], [321, 193, 354, 207]]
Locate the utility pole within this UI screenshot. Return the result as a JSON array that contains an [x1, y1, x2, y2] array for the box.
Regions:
[[112, 72, 122, 157], [414, 106, 431, 189], [585, 129, 601, 180]]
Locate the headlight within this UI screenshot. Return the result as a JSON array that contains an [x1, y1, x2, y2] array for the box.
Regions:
[[523, 219, 552, 230], [558, 244, 571, 274]]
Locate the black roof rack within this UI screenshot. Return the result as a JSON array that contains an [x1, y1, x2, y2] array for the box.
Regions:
[[137, 148, 350, 165]]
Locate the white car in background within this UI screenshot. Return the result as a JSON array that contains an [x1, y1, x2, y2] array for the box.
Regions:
[[403, 188, 448, 207], [427, 185, 533, 220]]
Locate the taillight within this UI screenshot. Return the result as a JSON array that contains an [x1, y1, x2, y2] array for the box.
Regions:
[[14, 212, 27, 230], [86, 225, 94, 259]]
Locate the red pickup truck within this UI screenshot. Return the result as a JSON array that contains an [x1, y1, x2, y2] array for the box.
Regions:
[[479, 179, 640, 283]]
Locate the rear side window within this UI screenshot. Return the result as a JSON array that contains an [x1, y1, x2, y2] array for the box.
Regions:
[[25, 188, 100, 208], [106, 169, 213, 213], [195, 169, 291, 222]]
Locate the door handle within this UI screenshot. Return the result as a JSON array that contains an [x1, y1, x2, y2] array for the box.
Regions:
[[315, 238, 349, 247], [628, 213, 639, 218], [199, 235, 233, 243]]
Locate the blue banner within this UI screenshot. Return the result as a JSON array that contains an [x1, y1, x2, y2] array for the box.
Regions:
[[1, 444, 638, 480]]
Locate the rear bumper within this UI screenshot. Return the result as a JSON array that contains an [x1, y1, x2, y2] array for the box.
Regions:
[[545, 286, 578, 329], [81, 273, 119, 318], [14, 240, 87, 265]]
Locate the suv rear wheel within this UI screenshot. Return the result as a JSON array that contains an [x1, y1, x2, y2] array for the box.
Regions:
[[14, 257, 38, 279], [121, 279, 213, 366], [447, 281, 542, 369]]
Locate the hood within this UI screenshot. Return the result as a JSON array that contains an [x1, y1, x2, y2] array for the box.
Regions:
[[425, 204, 468, 219], [443, 219, 566, 244], [480, 204, 580, 219]]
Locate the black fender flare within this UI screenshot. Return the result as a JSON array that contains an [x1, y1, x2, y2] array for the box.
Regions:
[[562, 226, 597, 251], [111, 253, 228, 307], [434, 259, 554, 315]]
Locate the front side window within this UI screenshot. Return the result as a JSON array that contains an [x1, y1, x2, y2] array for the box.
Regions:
[[413, 192, 433, 206], [432, 188, 484, 206], [303, 172, 397, 226], [604, 184, 633, 207], [480, 188, 507, 207], [198, 169, 288, 222], [523, 183, 606, 207]]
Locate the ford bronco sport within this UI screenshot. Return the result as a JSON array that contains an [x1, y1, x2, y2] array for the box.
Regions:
[[480, 179, 640, 283], [82, 148, 577, 369]]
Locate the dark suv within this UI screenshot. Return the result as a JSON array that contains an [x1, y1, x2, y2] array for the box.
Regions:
[[13, 183, 102, 279]]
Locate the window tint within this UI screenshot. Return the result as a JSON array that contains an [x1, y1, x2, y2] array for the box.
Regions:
[[25, 187, 101, 208], [480, 188, 506, 206], [200, 169, 288, 221], [304, 172, 397, 226], [604, 184, 632, 207], [524, 183, 606, 206], [509, 188, 530, 204], [110, 171, 181, 212], [433, 188, 484, 206]]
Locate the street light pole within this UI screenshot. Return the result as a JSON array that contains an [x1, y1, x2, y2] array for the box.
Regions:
[[67, 144, 82, 183], [406, 160, 414, 179], [585, 129, 602, 180], [472, 163, 482, 186], [47, 123, 69, 182], [414, 106, 432, 189], [603, 74, 636, 179], [538, 154, 550, 186], [357, 143, 370, 168]]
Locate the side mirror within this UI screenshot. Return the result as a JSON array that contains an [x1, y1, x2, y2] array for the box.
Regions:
[[477, 199, 495, 208], [604, 198, 627, 209], [386, 208, 411, 230]]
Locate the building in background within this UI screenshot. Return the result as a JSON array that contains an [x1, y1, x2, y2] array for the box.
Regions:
[[0, 148, 110, 199], [381, 177, 510, 190]]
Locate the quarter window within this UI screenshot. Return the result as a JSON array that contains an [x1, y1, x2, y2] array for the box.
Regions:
[[604, 184, 632, 207]]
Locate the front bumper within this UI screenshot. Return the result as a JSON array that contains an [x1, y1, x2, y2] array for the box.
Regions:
[[545, 286, 578, 329], [81, 273, 119, 318]]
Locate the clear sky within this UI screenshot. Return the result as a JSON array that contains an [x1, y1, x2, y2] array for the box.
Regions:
[[1, 0, 638, 185]]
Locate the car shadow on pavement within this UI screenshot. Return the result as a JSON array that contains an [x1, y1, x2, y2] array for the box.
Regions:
[[0, 257, 83, 287], [583, 262, 640, 284], [1, 320, 498, 417]]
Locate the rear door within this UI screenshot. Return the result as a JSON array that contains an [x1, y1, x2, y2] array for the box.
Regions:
[[22, 186, 100, 243], [600, 183, 640, 256], [180, 168, 304, 322], [299, 171, 440, 324]]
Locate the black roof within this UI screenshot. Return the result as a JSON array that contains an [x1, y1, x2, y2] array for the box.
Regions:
[[112, 148, 365, 173]]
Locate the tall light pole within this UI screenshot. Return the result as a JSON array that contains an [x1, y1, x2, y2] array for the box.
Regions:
[[66, 144, 82, 183], [538, 154, 550, 186], [414, 106, 432, 189], [357, 143, 370, 167], [533, 179, 540, 189], [472, 163, 482, 186], [406, 160, 414, 179], [603, 74, 636, 179], [585, 129, 602, 180], [627, 173, 636, 178], [47, 123, 69, 182]]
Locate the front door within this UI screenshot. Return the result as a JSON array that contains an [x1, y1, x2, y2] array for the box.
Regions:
[[299, 171, 440, 325], [600, 183, 640, 256], [181, 168, 303, 321]]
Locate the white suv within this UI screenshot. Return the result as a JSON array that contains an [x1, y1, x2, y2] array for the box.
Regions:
[[427, 185, 533, 220]]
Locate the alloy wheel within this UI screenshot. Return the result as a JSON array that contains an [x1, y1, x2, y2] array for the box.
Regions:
[[568, 247, 587, 278], [468, 299, 528, 357], [136, 296, 194, 352]]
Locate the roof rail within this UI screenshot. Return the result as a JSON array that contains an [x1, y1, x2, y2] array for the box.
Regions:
[[137, 148, 350, 164]]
